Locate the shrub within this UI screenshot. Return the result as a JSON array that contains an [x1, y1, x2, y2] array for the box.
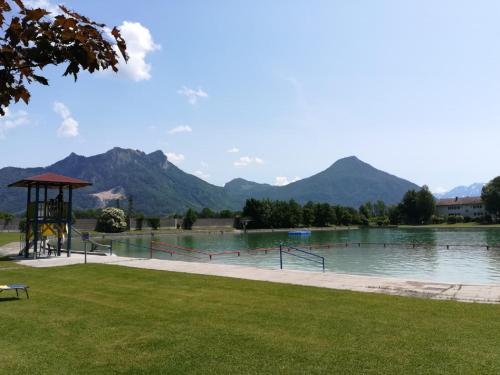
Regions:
[[146, 217, 160, 230], [447, 215, 464, 224], [477, 215, 493, 224], [135, 213, 145, 231], [431, 215, 446, 224], [183, 209, 197, 230], [375, 216, 390, 226], [0, 212, 14, 229], [360, 215, 369, 226], [18, 218, 26, 233], [95, 208, 127, 233]]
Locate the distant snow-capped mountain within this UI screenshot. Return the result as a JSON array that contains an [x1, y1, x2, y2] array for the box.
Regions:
[[434, 183, 485, 199]]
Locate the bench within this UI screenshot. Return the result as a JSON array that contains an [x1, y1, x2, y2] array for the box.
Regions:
[[0, 284, 29, 299]]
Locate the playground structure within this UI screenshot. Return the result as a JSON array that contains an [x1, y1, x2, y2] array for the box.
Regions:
[[8, 172, 92, 258]]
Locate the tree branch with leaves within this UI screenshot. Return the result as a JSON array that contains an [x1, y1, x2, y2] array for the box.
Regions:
[[0, 0, 128, 115]]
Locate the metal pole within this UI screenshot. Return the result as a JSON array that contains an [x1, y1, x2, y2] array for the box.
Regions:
[[150, 241, 153, 259], [44, 186, 48, 219], [33, 184, 40, 259], [110, 240, 113, 256], [84, 241, 87, 264], [25, 185, 31, 258], [279, 243, 283, 270], [57, 187, 63, 256], [66, 186, 73, 257]]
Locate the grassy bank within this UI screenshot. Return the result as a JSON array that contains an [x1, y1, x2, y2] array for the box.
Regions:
[[399, 223, 500, 229], [0, 232, 19, 246], [1, 264, 500, 374]]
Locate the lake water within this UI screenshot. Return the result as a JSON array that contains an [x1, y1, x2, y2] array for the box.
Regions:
[[74, 228, 500, 284]]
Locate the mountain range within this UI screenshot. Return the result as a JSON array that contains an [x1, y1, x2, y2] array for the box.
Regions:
[[0, 147, 421, 215], [434, 183, 485, 199]]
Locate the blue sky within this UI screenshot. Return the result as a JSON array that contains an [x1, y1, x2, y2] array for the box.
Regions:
[[1, 0, 500, 192]]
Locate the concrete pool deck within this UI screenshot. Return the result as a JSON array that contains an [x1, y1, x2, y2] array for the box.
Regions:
[[3, 241, 499, 304]]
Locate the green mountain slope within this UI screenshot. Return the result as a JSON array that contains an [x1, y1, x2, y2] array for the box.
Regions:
[[0, 148, 234, 215], [225, 156, 420, 207]]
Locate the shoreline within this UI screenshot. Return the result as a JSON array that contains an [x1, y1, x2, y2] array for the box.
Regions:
[[10, 253, 500, 304], [84, 225, 357, 241]]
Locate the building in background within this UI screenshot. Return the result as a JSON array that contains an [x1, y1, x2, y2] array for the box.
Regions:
[[435, 197, 485, 218]]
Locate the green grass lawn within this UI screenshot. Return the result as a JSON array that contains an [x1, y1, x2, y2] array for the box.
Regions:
[[0, 232, 20, 246], [1, 264, 500, 374]]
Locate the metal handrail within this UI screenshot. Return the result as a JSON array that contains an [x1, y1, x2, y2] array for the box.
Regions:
[[280, 243, 325, 272], [151, 241, 243, 260], [72, 227, 111, 254], [113, 239, 202, 259]]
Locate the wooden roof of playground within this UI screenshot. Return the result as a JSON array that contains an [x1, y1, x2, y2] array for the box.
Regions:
[[8, 172, 92, 189]]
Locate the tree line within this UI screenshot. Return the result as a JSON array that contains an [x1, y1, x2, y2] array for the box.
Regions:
[[241, 198, 366, 229], [238, 186, 436, 229], [239, 179, 500, 229]]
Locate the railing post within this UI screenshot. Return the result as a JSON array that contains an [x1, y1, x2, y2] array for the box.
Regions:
[[150, 241, 153, 259], [279, 243, 283, 270], [109, 240, 113, 256]]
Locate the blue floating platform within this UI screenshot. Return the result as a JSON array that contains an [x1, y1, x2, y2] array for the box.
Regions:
[[288, 230, 312, 236]]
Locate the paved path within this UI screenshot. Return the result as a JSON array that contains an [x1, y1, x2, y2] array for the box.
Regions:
[[0, 242, 19, 257], [9, 252, 500, 304]]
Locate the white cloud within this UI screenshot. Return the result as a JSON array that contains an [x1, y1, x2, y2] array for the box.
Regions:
[[53, 102, 79, 138], [178, 86, 208, 105], [233, 156, 264, 167], [113, 21, 160, 82], [200, 161, 209, 167], [24, 7, 159, 83], [432, 186, 448, 194], [24, 0, 60, 14], [166, 152, 185, 165], [0, 108, 29, 139], [168, 125, 192, 135], [274, 176, 301, 186], [227, 147, 239, 153], [194, 170, 210, 180]]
